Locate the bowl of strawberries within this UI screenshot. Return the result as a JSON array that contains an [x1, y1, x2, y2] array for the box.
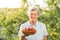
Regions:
[[22, 27, 36, 36]]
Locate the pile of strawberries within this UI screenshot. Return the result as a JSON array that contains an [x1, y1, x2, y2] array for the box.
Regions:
[[22, 27, 36, 36]]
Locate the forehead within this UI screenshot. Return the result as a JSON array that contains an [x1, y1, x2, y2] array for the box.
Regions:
[[30, 10, 38, 14]]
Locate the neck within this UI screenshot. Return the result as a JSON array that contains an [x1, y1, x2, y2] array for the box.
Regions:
[[29, 20, 37, 26]]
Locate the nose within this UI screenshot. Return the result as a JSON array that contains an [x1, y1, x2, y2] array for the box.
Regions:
[[32, 14, 35, 17]]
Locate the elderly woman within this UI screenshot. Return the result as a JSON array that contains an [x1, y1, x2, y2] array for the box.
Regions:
[[18, 7, 48, 40]]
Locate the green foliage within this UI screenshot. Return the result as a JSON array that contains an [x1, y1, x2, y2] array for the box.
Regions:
[[0, 8, 28, 40], [0, 0, 60, 40]]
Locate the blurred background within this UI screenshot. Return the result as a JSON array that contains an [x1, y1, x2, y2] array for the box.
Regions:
[[0, 0, 60, 40]]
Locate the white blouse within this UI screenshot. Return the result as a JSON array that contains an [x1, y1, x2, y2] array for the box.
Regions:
[[18, 21, 48, 40]]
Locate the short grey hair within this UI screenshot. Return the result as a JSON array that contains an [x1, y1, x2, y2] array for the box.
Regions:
[[28, 6, 40, 16]]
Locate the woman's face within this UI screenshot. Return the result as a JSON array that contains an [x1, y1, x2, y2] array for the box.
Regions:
[[29, 10, 39, 21]]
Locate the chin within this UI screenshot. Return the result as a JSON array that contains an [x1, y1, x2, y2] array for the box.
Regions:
[[30, 18, 36, 21], [31, 19, 36, 21]]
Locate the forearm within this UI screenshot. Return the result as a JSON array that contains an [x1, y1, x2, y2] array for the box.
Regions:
[[43, 36, 47, 40], [21, 35, 26, 40]]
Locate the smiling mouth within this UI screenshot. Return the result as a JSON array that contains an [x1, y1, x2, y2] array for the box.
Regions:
[[31, 17, 35, 19]]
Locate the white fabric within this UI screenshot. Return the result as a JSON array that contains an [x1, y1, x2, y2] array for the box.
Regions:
[[18, 21, 48, 40]]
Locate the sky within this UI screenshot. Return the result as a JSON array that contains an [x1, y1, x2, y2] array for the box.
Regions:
[[0, 0, 47, 8], [0, 0, 21, 8]]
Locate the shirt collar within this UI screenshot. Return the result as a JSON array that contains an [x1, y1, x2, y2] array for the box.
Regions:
[[27, 20, 38, 26]]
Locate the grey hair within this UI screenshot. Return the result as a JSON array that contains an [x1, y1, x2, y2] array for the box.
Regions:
[[28, 6, 40, 16]]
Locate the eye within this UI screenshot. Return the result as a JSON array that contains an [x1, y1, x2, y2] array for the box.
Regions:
[[31, 13, 33, 15], [34, 14, 36, 15]]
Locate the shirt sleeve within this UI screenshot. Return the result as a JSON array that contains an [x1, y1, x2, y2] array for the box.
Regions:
[[43, 24, 48, 36], [18, 24, 24, 38]]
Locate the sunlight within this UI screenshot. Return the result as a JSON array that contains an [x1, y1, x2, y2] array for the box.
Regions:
[[0, 0, 21, 8], [0, 0, 47, 8], [27, 0, 48, 8]]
